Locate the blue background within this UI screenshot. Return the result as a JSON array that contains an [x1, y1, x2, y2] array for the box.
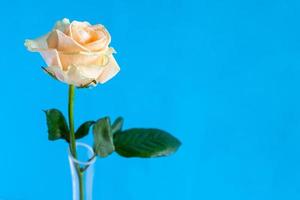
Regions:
[[0, 0, 300, 199]]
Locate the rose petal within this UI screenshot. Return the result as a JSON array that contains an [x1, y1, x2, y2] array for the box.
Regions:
[[58, 50, 109, 70], [24, 18, 70, 52], [47, 30, 89, 52], [45, 65, 90, 86], [39, 49, 62, 67], [84, 38, 109, 51], [92, 25, 111, 44], [45, 66, 66, 82], [53, 18, 70, 32], [97, 54, 120, 83], [24, 33, 49, 52], [76, 65, 105, 80], [69, 21, 93, 44], [65, 65, 94, 86], [83, 25, 111, 51], [45, 64, 105, 87]]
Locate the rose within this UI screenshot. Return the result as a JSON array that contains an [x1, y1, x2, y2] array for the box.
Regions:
[[25, 18, 120, 87]]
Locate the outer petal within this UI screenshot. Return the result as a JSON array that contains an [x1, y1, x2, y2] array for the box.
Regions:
[[58, 49, 110, 70], [24, 18, 70, 52], [97, 54, 120, 83], [24, 33, 49, 52], [45, 65, 89, 86], [64, 65, 95, 86], [45, 66, 67, 82], [75, 65, 105, 80], [67, 65, 106, 86], [45, 64, 105, 87], [53, 18, 70, 32], [39, 49, 62, 67]]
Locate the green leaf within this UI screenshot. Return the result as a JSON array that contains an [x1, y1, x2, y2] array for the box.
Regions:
[[44, 109, 69, 141], [93, 117, 115, 157], [111, 117, 124, 135], [75, 121, 95, 139], [113, 128, 181, 158]]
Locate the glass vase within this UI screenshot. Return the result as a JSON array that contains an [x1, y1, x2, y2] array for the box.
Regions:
[[68, 142, 97, 200]]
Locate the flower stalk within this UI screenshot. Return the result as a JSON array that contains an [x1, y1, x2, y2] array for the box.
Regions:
[[68, 85, 76, 157], [68, 85, 85, 200]]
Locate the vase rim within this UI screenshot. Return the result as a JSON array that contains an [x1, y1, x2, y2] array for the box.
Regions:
[[68, 142, 96, 165]]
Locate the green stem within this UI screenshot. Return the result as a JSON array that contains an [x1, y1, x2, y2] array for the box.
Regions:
[[68, 85, 76, 157], [68, 85, 85, 200]]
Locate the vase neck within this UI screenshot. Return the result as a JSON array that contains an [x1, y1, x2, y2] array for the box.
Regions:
[[68, 142, 96, 200], [68, 142, 96, 166]]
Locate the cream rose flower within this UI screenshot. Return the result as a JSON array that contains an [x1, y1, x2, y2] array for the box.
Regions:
[[25, 18, 120, 87]]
